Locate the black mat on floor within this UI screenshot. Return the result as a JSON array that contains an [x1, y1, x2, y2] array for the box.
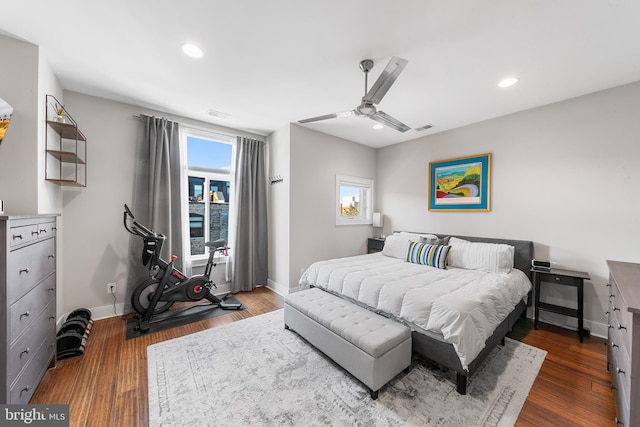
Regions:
[[125, 297, 245, 340]]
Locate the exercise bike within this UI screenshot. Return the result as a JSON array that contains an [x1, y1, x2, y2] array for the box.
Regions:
[[123, 204, 241, 333]]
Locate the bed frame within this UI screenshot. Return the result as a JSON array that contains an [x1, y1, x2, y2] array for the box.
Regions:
[[401, 233, 534, 394]]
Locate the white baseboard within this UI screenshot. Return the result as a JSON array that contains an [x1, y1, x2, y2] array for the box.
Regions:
[[266, 279, 291, 296]]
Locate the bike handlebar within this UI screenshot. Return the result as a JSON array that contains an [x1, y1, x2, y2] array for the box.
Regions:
[[123, 204, 164, 240]]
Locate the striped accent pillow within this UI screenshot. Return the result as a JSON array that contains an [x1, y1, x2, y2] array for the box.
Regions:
[[406, 241, 451, 269]]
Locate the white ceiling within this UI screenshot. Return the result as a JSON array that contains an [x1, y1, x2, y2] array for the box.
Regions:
[[2, 1, 640, 148]]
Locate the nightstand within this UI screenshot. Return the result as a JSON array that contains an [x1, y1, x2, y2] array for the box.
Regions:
[[367, 238, 385, 253], [532, 267, 590, 342]]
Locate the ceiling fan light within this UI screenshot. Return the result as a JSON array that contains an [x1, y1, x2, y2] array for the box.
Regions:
[[373, 124, 384, 130], [182, 43, 204, 58], [498, 77, 518, 88]]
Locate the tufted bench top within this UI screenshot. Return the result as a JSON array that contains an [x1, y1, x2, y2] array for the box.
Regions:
[[285, 288, 410, 358]]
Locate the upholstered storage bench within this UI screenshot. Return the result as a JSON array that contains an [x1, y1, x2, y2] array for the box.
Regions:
[[284, 287, 411, 399]]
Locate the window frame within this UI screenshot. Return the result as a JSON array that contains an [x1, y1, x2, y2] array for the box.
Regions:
[[335, 174, 374, 226], [183, 130, 234, 264]]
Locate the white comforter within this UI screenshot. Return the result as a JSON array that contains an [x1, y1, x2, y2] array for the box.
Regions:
[[299, 252, 532, 370]]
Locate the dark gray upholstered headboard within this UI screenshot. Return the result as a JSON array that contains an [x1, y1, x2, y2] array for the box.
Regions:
[[401, 232, 535, 280]]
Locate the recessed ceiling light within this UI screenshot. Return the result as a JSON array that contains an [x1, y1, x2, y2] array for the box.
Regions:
[[373, 124, 384, 130], [498, 77, 519, 88], [182, 43, 204, 58]]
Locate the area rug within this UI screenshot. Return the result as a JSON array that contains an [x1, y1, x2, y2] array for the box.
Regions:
[[147, 310, 546, 427]]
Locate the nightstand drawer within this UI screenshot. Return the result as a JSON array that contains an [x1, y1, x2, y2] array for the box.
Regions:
[[539, 273, 581, 287]]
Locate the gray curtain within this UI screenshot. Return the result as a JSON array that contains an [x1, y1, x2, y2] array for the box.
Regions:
[[125, 115, 182, 312], [230, 136, 268, 293]]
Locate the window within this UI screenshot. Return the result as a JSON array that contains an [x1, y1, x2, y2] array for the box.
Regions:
[[335, 174, 374, 225], [186, 134, 233, 258]]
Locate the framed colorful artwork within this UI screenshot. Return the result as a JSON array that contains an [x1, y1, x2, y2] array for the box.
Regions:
[[428, 153, 491, 211]]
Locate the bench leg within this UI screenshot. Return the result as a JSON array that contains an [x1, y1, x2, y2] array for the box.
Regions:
[[370, 389, 379, 400], [456, 372, 467, 395]]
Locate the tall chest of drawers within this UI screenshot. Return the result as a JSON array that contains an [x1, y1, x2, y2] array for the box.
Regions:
[[607, 260, 640, 427], [1, 215, 58, 404]]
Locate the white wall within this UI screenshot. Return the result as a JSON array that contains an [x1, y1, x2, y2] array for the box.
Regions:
[[267, 125, 291, 294], [0, 34, 40, 214], [288, 124, 377, 291], [377, 81, 640, 334]]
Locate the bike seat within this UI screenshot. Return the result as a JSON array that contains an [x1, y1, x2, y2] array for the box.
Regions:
[[205, 239, 226, 250]]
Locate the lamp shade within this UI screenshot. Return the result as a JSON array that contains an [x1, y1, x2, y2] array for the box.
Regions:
[[372, 212, 383, 228]]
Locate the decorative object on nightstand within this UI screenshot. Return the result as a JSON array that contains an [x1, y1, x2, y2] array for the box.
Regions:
[[372, 212, 384, 238], [532, 266, 590, 342], [606, 260, 640, 427], [367, 237, 385, 253]]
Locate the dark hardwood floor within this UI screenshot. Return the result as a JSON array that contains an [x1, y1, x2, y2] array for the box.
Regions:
[[30, 287, 615, 426]]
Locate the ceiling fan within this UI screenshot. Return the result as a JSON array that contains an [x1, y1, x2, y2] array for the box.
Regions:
[[299, 56, 411, 133]]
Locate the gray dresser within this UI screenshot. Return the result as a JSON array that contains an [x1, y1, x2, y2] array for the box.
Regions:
[[1, 214, 58, 404], [607, 260, 640, 426]]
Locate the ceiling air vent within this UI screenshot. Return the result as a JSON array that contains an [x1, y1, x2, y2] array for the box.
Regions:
[[415, 124, 433, 131]]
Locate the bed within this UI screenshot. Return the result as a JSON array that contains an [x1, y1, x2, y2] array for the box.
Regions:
[[299, 232, 534, 394]]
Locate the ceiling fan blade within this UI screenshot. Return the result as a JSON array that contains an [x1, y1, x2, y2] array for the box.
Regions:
[[363, 56, 408, 105], [371, 111, 411, 133], [298, 110, 354, 124]]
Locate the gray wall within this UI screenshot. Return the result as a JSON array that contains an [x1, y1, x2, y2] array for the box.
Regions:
[[288, 124, 377, 290], [377, 81, 640, 335]]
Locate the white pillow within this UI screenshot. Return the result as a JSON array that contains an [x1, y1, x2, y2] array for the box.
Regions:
[[448, 239, 515, 273], [381, 233, 414, 259]]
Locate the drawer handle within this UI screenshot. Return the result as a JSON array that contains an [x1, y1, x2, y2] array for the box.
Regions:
[[48, 287, 55, 292], [39, 228, 48, 233], [611, 384, 617, 390], [31, 230, 39, 236], [48, 254, 55, 259], [21, 385, 30, 394], [618, 324, 627, 331], [611, 343, 619, 349], [615, 417, 623, 425], [20, 347, 30, 357], [617, 367, 625, 374], [12, 233, 23, 240], [52, 227, 57, 231], [607, 283, 612, 288], [609, 294, 615, 299], [612, 306, 620, 312], [20, 310, 30, 318], [19, 268, 30, 274], [49, 316, 55, 321], [608, 325, 614, 329]]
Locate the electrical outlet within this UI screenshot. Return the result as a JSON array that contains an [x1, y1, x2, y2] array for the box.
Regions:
[[107, 282, 116, 294]]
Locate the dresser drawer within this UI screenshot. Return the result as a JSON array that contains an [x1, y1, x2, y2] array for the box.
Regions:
[[609, 324, 631, 404], [9, 339, 55, 404], [9, 274, 56, 344], [7, 304, 56, 387], [8, 224, 40, 248], [7, 238, 56, 304], [609, 281, 633, 358], [35, 221, 57, 239]]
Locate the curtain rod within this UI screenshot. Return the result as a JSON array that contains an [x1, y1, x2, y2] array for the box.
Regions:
[[132, 114, 264, 143]]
